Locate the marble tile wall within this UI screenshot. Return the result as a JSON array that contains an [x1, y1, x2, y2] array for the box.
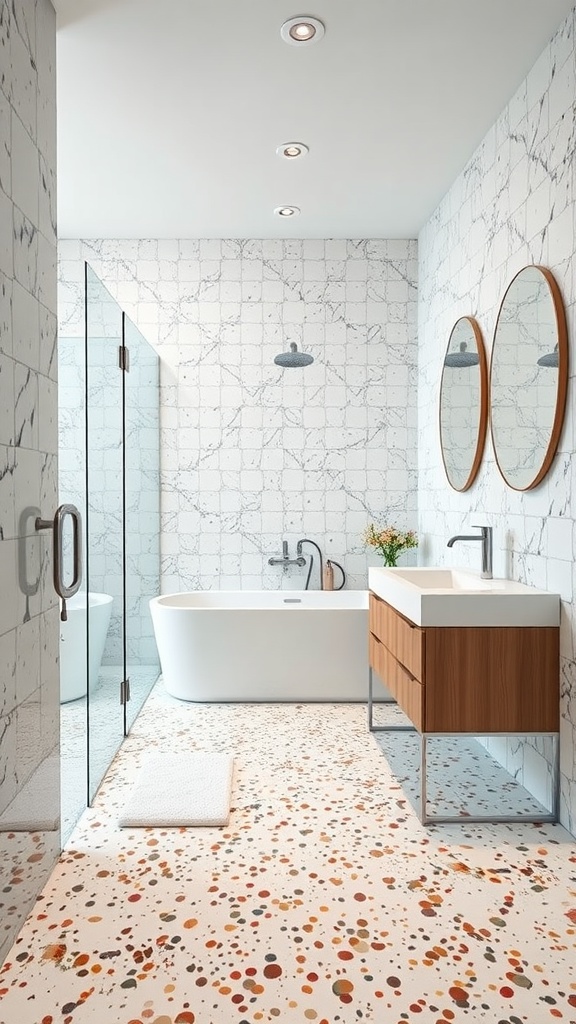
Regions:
[[0, 0, 59, 964], [58, 329, 160, 667], [417, 9, 576, 834], [58, 240, 419, 592]]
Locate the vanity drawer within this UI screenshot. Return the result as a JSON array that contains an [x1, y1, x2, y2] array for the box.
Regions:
[[369, 633, 423, 731], [369, 593, 424, 681]]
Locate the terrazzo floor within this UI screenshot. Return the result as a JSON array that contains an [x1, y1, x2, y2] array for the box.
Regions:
[[1, 684, 575, 1024], [61, 667, 160, 842]]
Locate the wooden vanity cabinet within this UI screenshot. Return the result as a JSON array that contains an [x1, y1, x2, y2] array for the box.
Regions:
[[369, 592, 559, 734]]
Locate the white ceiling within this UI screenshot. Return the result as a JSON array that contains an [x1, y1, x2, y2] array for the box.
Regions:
[[54, 0, 575, 239]]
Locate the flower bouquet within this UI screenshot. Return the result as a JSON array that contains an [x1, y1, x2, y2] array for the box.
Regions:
[[363, 523, 418, 567]]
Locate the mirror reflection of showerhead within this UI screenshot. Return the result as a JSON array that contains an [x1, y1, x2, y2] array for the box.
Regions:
[[274, 342, 314, 367], [444, 341, 479, 368], [537, 344, 559, 367]]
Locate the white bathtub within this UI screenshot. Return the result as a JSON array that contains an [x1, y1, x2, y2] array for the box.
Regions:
[[150, 590, 370, 702], [60, 592, 113, 703]]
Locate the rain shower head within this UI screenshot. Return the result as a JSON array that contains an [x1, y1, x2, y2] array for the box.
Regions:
[[537, 344, 559, 367], [444, 341, 479, 368], [274, 342, 314, 368]]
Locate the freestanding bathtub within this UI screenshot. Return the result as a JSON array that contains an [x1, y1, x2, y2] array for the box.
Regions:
[[150, 590, 371, 702], [60, 592, 113, 703]]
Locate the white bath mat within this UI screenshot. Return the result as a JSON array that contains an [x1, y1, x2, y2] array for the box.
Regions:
[[118, 753, 234, 827]]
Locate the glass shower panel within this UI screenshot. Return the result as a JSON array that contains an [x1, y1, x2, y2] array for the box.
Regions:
[[122, 314, 161, 733], [58, 333, 88, 842], [85, 265, 124, 801]]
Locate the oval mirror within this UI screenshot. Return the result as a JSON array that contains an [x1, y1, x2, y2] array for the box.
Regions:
[[490, 266, 568, 491], [439, 316, 488, 491]]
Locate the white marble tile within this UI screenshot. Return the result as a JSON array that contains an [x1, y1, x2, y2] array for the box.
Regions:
[[0, 352, 14, 445], [15, 614, 40, 704], [0, 705, 17, 815], [59, 237, 418, 596], [0, 627, 16, 717], [0, 443, 15, 541], [37, 229, 55, 308], [0, 540, 19, 635], [0, 88, 10, 196], [418, 9, 576, 833], [0, 271, 12, 358], [10, 111, 38, 225], [13, 446, 41, 531], [37, 375, 57, 455], [14, 362, 38, 449], [8, 19, 36, 139], [13, 207, 37, 295], [0, 187, 13, 279], [38, 151, 56, 245], [0, 0, 59, 961], [39, 451, 56, 524], [11, 0, 36, 60], [38, 301, 56, 380], [11, 279, 39, 369], [15, 692, 42, 787]]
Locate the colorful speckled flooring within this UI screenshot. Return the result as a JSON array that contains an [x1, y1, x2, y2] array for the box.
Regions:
[[1, 685, 575, 1024]]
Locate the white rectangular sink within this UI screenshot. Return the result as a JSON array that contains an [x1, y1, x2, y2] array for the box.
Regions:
[[368, 566, 560, 627]]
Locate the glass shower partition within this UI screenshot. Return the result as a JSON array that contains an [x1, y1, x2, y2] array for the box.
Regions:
[[122, 313, 160, 732], [58, 329, 88, 842], [58, 264, 160, 833], [85, 266, 124, 802]]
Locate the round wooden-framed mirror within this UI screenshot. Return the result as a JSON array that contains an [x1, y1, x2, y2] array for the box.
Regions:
[[490, 265, 568, 491], [439, 316, 488, 492]]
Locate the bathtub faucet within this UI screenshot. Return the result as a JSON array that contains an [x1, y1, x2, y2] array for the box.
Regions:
[[268, 541, 306, 568], [297, 538, 347, 591]]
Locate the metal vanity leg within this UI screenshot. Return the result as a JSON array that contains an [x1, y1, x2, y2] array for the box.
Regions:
[[552, 731, 560, 822], [368, 665, 416, 735], [418, 731, 559, 826], [368, 665, 374, 731], [420, 734, 426, 824]]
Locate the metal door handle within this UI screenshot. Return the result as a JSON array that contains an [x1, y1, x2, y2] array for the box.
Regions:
[[35, 503, 83, 620]]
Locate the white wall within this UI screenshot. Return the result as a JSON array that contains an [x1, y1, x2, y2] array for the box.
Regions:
[[418, 10, 576, 832], [0, 0, 59, 962], [58, 239, 418, 592]]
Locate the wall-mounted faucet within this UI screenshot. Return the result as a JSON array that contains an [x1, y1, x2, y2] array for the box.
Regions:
[[447, 524, 493, 579], [268, 541, 306, 568]]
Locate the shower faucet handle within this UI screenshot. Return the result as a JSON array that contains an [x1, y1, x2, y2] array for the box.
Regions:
[[268, 541, 306, 567]]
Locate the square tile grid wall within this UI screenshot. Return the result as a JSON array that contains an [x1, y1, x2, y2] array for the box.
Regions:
[[417, 9, 576, 834], [58, 239, 419, 593]]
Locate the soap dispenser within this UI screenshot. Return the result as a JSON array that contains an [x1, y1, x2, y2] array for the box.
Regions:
[[323, 560, 334, 591]]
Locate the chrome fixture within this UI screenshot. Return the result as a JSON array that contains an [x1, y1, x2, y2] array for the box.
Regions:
[[446, 524, 493, 579], [297, 538, 324, 588], [444, 341, 480, 368], [274, 205, 301, 218], [268, 541, 306, 568], [276, 142, 309, 159], [297, 538, 346, 590], [537, 343, 559, 367], [35, 503, 83, 619], [274, 342, 314, 367], [280, 16, 325, 45]]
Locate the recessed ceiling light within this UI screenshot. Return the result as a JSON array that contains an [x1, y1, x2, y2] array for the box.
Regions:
[[274, 206, 301, 217], [276, 142, 309, 159], [280, 16, 325, 46]]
